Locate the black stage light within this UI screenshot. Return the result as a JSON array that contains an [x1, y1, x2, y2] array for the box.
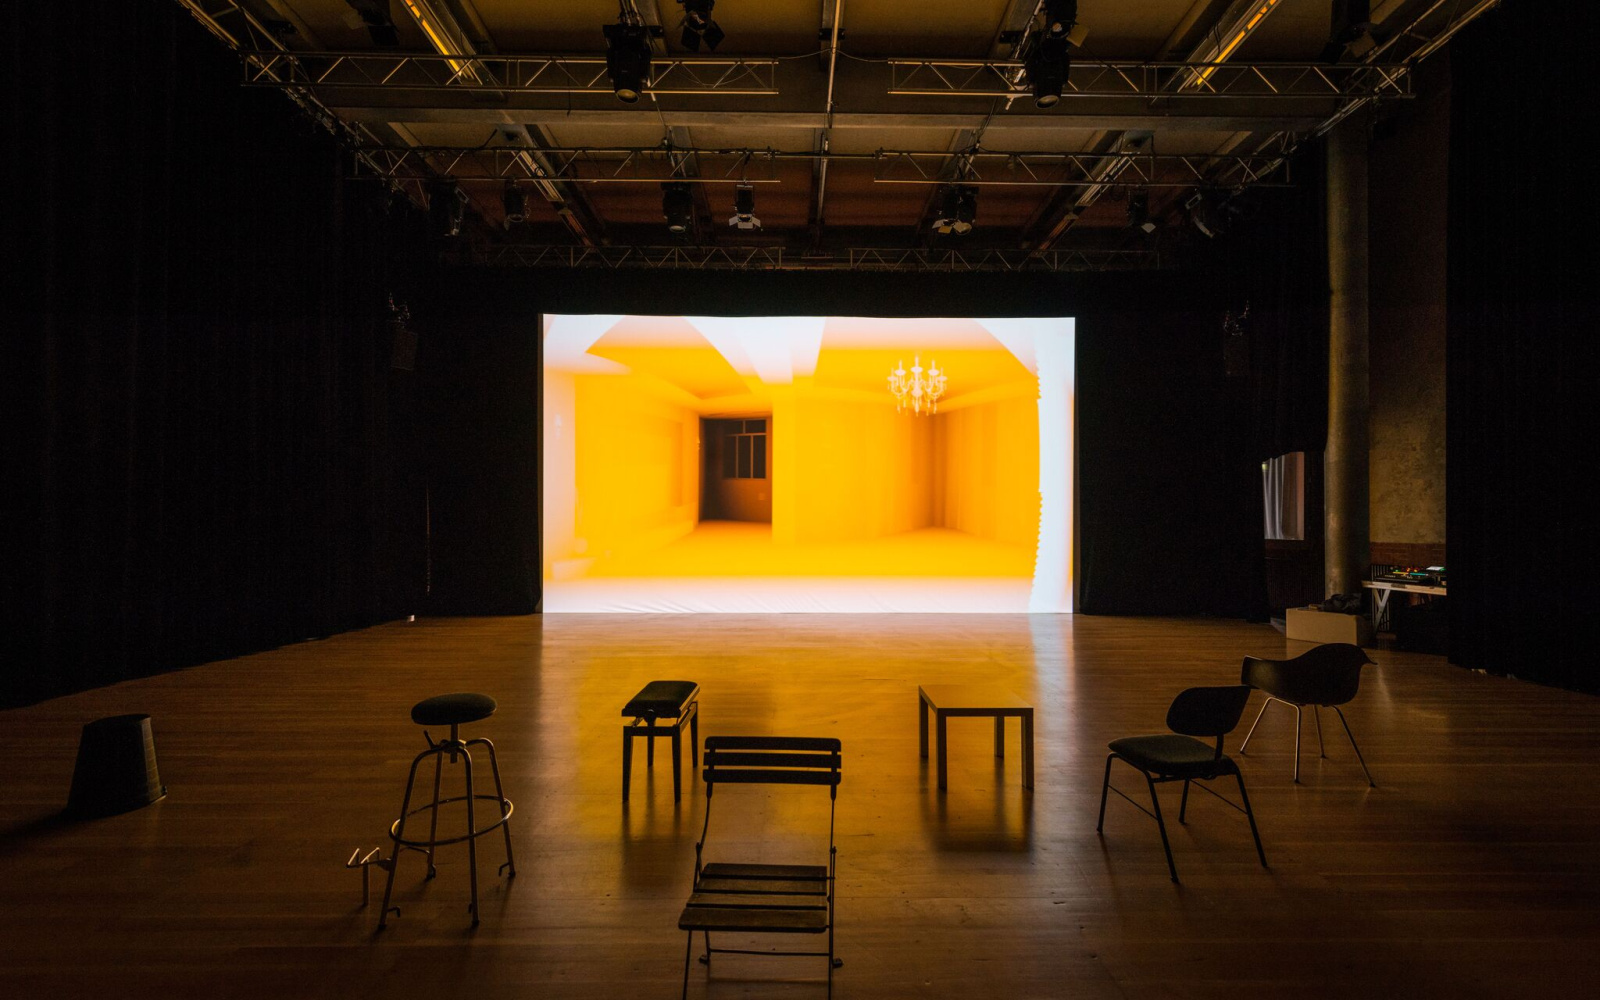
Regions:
[[603, 21, 652, 103], [1026, 35, 1071, 109], [429, 180, 465, 237], [933, 184, 978, 235], [344, 0, 400, 47], [503, 182, 527, 224], [680, 0, 725, 52], [1127, 190, 1156, 234], [662, 182, 695, 234], [728, 184, 760, 230], [1043, 0, 1078, 39]]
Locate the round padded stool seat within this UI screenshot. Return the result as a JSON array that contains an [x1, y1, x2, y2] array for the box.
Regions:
[[411, 693, 497, 727]]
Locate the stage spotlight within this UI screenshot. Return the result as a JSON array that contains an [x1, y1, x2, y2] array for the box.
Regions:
[[662, 182, 695, 234], [679, 0, 725, 52], [1185, 191, 1217, 238], [1127, 190, 1156, 234], [344, 0, 400, 47], [1026, 35, 1071, 109], [1043, 0, 1078, 39], [429, 180, 465, 237], [603, 21, 652, 103], [503, 182, 527, 224], [933, 185, 978, 236], [728, 184, 760, 230]]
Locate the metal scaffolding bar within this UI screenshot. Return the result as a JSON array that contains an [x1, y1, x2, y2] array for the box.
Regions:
[[445, 244, 1159, 272], [886, 58, 1412, 101], [242, 51, 781, 96]]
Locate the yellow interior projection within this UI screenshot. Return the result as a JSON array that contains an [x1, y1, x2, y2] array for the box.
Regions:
[[542, 315, 1071, 613]]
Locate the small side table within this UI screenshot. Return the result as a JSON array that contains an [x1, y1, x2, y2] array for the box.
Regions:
[[918, 685, 1034, 791]]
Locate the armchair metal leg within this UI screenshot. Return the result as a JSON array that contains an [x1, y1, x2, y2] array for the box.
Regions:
[[1293, 705, 1303, 783], [1234, 771, 1268, 868], [1240, 699, 1271, 753], [1178, 779, 1191, 824], [1095, 754, 1115, 833], [1145, 773, 1179, 883], [1333, 706, 1376, 787], [1314, 705, 1326, 758]]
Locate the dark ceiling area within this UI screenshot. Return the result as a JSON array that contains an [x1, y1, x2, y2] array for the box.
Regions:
[[174, 0, 1492, 270]]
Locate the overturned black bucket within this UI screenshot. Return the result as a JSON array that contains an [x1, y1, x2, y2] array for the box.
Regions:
[[66, 714, 167, 818]]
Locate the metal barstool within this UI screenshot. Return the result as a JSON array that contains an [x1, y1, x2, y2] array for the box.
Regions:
[[377, 693, 515, 929]]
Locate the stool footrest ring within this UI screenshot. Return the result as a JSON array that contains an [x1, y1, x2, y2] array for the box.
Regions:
[[388, 794, 513, 849]]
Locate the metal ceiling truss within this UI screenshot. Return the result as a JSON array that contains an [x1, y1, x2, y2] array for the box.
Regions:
[[242, 51, 781, 96], [173, 0, 417, 193], [872, 150, 1290, 188], [446, 244, 1158, 272], [356, 145, 1289, 190], [886, 58, 1411, 102]]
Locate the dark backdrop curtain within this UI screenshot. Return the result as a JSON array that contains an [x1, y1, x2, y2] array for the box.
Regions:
[[425, 266, 1288, 620], [5, 3, 429, 707], [1447, 5, 1600, 693]]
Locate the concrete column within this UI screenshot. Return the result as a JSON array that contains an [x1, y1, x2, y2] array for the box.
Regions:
[[1325, 120, 1370, 598]]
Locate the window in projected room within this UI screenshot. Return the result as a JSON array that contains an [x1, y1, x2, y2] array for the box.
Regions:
[[541, 315, 1075, 613]]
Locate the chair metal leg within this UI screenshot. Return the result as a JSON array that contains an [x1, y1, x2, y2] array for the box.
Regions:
[[1293, 705, 1303, 783], [671, 726, 683, 802], [476, 737, 516, 878], [699, 930, 711, 969], [379, 747, 434, 929], [424, 751, 444, 879], [680, 931, 693, 1000], [621, 728, 633, 801], [461, 746, 480, 927], [1314, 705, 1326, 758], [1145, 773, 1179, 882], [1234, 770, 1268, 868], [1333, 706, 1377, 787], [1095, 754, 1115, 832], [1240, 699, 1272, 753], [1178, 779, 1191, 824]]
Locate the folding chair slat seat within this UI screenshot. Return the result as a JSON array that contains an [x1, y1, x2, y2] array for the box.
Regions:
[[678, 736, 843, 998]]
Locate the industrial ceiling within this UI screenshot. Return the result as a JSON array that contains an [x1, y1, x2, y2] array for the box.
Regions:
[[174, 0, 1493, 270]]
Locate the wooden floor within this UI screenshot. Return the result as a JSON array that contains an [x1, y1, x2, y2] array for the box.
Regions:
[[3, 614, 1599, 999]]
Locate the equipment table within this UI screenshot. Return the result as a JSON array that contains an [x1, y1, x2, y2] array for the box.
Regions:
[[918, 685, 1034, 791]]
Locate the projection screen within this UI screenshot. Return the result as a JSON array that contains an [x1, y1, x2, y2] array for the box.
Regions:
[[542, 315, 1074, 613]]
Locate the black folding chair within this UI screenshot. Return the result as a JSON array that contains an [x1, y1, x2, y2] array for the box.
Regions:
[[1096, 685, 1267, 883], [677, 736, 842, 998], [1239, 643, 1377, 785]]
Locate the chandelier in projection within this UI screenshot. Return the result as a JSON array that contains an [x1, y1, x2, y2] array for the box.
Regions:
[[887, 355, 948, 414]]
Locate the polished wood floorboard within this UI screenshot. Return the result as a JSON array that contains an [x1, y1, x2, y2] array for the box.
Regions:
[[3, 614, 1599, 999]]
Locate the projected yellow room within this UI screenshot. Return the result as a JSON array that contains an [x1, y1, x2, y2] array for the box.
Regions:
[[542, 315, 1074, 612]]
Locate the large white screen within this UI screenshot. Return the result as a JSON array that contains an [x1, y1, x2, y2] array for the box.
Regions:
[[542, 315, 1074, 612]]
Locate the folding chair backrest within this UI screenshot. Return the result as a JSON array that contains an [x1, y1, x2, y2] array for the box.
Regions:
[[703, 736, 842, 797], [1166, 685, 1252, 738]]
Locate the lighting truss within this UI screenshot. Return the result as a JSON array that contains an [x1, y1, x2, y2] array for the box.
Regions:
[[359, 146, 786, 184], [887, 58, 1411, 102], [872, 150, 1291, 188], [445, 244, 1159, 272], [354, 145, 1290, 190], [241, 51, 780, 96]]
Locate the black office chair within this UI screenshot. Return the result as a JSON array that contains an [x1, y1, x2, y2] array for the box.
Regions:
[[1097, 685, 1267, 883], [1238, 643, 1377, 786]]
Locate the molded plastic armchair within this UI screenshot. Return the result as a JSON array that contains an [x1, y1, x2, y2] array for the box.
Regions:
[[1097, 685, 1267, 883], [1239, 643, 1377, 786]]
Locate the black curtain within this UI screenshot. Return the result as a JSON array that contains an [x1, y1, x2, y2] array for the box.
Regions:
[[424, 266, 1288, 620], [1447, 5, 1600, 693], [5, 3, 430, 707]]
